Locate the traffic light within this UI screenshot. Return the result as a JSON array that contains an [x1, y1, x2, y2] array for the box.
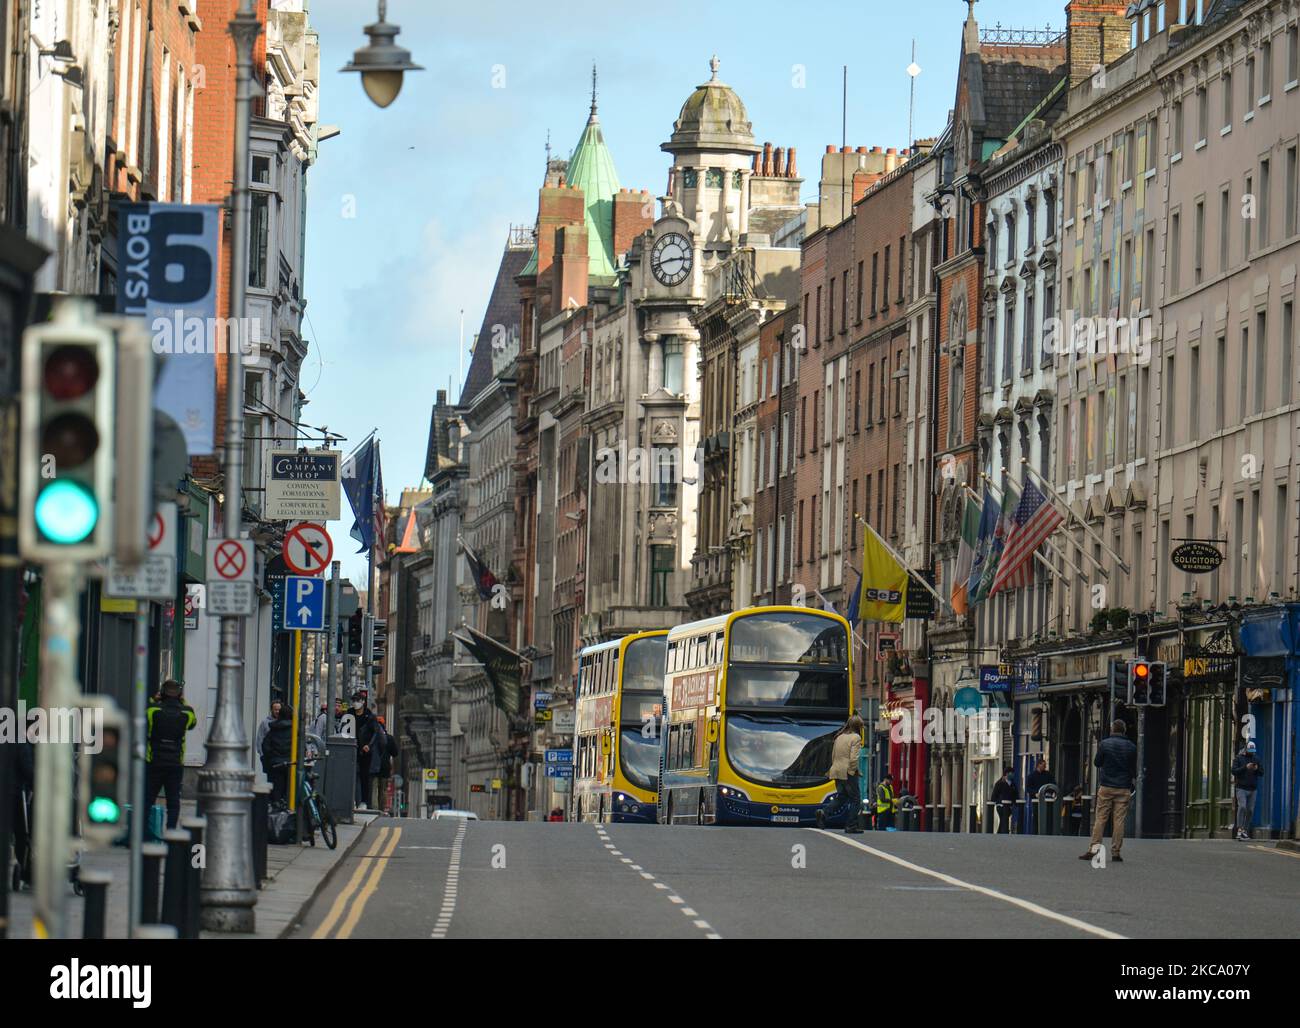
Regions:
[[347, 609, 363, 655], [1147, 661, 1167, 706], [79, 699, 128, 848], [1108, 657, 1130, 706], [372, 619, 388, 662], [1129, 659, 1152, 705], [19, 312, 116, 559]]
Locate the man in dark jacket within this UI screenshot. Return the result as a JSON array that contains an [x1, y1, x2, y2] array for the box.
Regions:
[[353, 692, 377, 810], [145, 679, 198, 829], [260, 703, 295, 806], [991, 767, 1018, 833], [1026, 758, 1056, 797], [1231, 741, 1264, 840], [1081, 719, 1138, 862]]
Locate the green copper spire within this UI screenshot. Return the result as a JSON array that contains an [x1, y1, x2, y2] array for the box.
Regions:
[[566, 63, 620, 281]]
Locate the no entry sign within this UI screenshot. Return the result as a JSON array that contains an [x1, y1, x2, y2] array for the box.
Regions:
[[207, 538, 255, 616], [283, 522, 332, 576]]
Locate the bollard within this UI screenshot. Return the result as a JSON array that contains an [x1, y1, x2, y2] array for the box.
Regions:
[[180, 816, 207, 940], [141, 842, 167, 925], [984, 801, 995, 833], [1036, 785, 1059, 836], [251, 784, 271, 887], [160, 827, 192, 933], [80, 869, 112, 939]]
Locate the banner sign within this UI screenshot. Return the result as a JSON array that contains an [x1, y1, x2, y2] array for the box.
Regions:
[[116, 203, 221, 456], [267, 450, 342, 521]]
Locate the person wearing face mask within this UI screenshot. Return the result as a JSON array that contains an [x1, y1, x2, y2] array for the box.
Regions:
[[352, 692, 377, 810]]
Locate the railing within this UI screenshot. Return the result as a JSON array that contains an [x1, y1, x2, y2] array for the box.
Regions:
[[979, 23, 1064, 46]]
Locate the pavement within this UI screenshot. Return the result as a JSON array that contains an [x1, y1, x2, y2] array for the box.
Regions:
[[292, 818, 1300, 940], [6, 801, 381, 939]]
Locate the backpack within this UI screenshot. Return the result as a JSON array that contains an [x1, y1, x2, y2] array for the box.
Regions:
[[386, 733, 399, 760]]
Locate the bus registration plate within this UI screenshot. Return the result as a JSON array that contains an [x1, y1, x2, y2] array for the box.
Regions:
[[772, 814, 799, 823]]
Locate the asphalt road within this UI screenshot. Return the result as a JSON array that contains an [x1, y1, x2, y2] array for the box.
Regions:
[[291, 818, 1300, 939]]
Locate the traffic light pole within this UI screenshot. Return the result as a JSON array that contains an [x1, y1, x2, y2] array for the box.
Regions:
[[32, 561, 80, 938], [198, 0, 260, 934], [128, 602, 148, 936]]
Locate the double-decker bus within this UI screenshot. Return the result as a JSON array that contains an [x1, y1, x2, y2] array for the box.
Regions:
[[572, 630, 668, 823], [658, 606, 854, 827]]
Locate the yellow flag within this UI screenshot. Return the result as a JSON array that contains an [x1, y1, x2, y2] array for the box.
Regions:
[[859, 524, 908, 623]]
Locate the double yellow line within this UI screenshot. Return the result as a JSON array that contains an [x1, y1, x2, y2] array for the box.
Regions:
[[311, 825, 402, 939]]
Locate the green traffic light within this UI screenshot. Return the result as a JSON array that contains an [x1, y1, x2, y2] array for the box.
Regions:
[[87, 796, 120, 824], [34, 479, 99, 544]]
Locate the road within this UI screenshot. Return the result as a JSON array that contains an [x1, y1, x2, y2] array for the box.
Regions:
[[292, 819, 1300, 939]]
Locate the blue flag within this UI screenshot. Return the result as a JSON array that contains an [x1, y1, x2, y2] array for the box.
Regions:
[[846, 567, 863, 624], [967, 483, 1001, 599], [342, 437, 378, 553]]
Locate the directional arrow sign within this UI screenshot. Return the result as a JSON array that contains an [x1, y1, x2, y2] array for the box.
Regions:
[[280, 575, 326, 632]]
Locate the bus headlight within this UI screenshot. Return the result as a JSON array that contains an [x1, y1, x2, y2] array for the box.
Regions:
[[718, 785, 749, 803]]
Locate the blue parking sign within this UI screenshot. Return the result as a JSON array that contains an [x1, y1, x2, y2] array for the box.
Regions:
[[280, 575, 326, 632]]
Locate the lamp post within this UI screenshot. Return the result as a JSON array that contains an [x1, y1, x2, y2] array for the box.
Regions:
[[199, 0, 259, 933], [341, 1, 423, 109]]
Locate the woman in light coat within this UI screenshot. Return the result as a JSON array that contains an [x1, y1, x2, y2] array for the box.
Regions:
[[825, 714, 865, 833]]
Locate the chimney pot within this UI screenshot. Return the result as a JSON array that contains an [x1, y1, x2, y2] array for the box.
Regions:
[[786, 147, 797, 177], [825, 144, 835, 154]]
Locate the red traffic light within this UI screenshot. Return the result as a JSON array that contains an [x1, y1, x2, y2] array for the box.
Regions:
[[1133, 662, 1150, 678], [42, 345, 100, 400]]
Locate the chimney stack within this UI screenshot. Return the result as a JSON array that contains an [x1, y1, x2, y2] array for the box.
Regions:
[[1066, 1, 1132, 89]]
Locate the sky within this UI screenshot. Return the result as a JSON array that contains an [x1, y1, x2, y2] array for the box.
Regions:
[[300, 0, 1067, 585]]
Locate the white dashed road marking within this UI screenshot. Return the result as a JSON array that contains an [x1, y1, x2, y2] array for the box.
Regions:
[[594, 825, 720, 939], [430, 819, 469, 939]]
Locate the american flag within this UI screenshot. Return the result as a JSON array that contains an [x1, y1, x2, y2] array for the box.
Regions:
[[990, 479, 1063, 595]]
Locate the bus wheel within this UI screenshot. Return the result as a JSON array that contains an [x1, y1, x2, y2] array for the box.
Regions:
[[666, 792, 674, 825], [696, 789, 706, 826], [598, 795, 605, 823]]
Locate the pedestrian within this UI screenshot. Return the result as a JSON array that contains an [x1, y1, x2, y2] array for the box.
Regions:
[[1231, 740, 1264, 841], [991, 766, 1018, 834], [548, 807, 564, 822], [1026, 758, 1056, 798], [11, 732, 35, 887], [255, 699, 282, 764], [311, 703, 329, 741], [874, 772, 897, 831], [353, 692, 377, 810], [144, 679, 198, 830], [374, 715, 395, 812], [822, 714, 864, 833], [1080, 719, 1138, 863], [260, 702, 294, 807]]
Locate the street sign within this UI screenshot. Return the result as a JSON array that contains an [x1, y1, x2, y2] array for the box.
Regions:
[[491, 778, 502, 791], [206, 538, 255, 616], [876, 632, 899, 660], [544, 749, 572, 764], [184, 584, 203, 629], [106, 502, 178, 601], [545, 765, 573, 779], [282, 521, 332, 576], [534, 709, 553, 724], [422, 768, 439, 790], [553, 708, 575, 732], [534, 691, 552, 711], [265, 449, 341, 521], [280, 575, 326, 632]]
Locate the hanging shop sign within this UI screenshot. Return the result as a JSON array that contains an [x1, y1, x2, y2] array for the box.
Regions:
[[1170, 541, 1225, 574]]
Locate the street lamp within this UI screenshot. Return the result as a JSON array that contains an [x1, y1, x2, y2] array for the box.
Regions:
[[341, 1, 423, 109]]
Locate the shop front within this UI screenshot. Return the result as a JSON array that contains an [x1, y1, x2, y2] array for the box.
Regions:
[[1238, 606, 1298, 839], [1178, 624, 1238, 838]]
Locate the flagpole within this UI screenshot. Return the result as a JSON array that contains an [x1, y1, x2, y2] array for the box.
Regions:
[[963, 483, 1074, 582], [981, 471, 1104, 579], [993, 468, 1109, 578], [1017, 459, 1131, 575], [856, 515, 945, 608]]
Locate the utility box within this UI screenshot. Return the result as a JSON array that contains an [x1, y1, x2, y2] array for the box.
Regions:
[[324, 735, 357, 824]]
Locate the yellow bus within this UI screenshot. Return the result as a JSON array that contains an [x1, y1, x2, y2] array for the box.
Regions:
[[572, 630, 668, 823], [658, 606, 854, 827]]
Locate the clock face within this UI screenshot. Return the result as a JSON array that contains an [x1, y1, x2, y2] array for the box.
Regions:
[[651, 232, 693, 287]]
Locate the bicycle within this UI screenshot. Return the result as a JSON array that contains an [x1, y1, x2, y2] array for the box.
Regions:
[[299, 737, 337, 850]]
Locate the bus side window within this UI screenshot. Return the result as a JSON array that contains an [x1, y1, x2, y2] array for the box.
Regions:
[[683, 722, 696, 768], [669, 723, 681, 771]]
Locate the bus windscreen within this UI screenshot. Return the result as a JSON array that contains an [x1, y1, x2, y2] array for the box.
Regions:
[[728, 611, 848, 666]]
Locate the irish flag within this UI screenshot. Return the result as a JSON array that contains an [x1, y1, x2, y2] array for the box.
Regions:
[[951, 492, 980, 615]]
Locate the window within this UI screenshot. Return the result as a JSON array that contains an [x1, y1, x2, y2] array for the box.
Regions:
[[898, 235, 906, 302], [1256, 310, 1268, 414], [827, 280, 835, 340], [655, 448, 678, 507], [1197, 86, 1208, 143], [1022, 289, 1035, 373], [1190, 344, 1201, 439], [882, 247, 891, 310], [1222, 70, 1233, 130], [867, 363, 875, 423], [1215, 335, 1226, 431], [1170, 212, 1181, 293], [1220, 187, 1232, 273], [1194, 199, 1205, 285], [1003, 298, 1014, 381], [815, 285, 822, 345], [649, 546, 673, 607], [1284, 302, 1295, 407], [1143, 227, 1155, 310], [850, 480, 858, 548], [842, 270, 849, 330], [796, 500, 804, 564], [1005, 211, 1016, 263], [1026, 197, 1037, 249], [248, 155, 273, 290], [1244, 174, 1254, 254], [1260, 159, 1271, 248], [799, 396, 807, 455], [1145, 117, 1158, 173], [853, 369, 861, 432], [781, 412, 791, 474], [1261, 40, 1273, 100], [664, 338, 684, 393], [1045, 187, 1057, 238], [1240, 326, 1250, 421], [870, 254, 879, 314], [856, 260, 864, 322], [1246, 56, 1256, 115], [1286, 146, 1298, 238], [1164, 354, 1176, 447], [1124, 128, 1136, 184], [1041, 280, 1055, 367], [1173, 99, 1184, 157], [1290, 25, 1300, 84]]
